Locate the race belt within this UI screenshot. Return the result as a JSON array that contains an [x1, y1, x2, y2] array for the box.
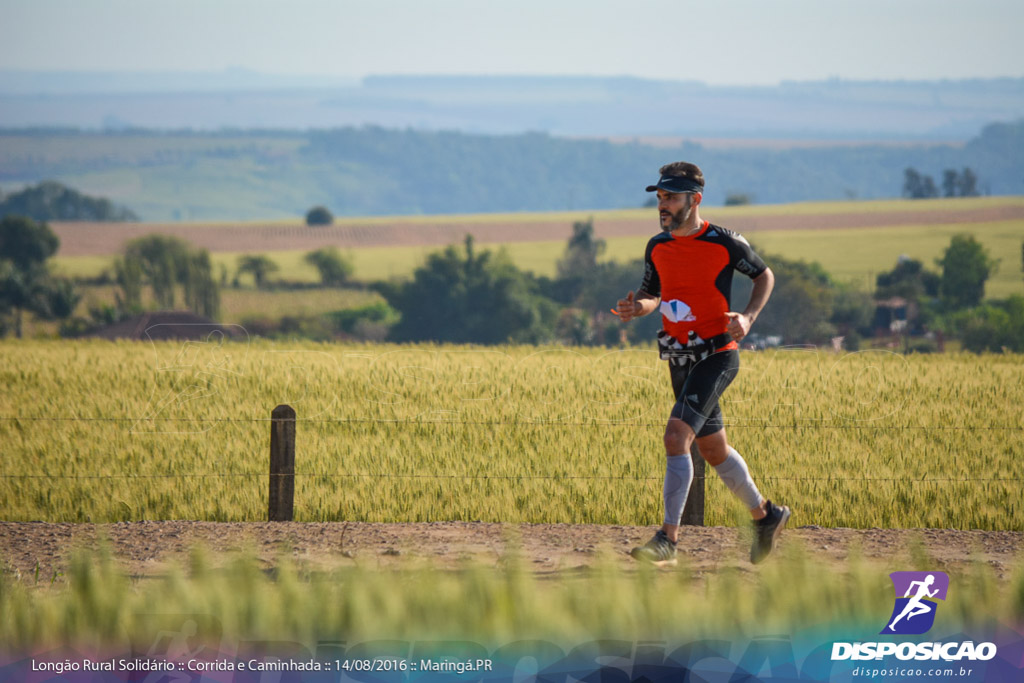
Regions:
[[657, 330, 733, 365]]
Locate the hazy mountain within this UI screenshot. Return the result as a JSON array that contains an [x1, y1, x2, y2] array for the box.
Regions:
[[2, 120, 1020, 220], [0, 68, 358, 94], [1, 71, 1021, 140]]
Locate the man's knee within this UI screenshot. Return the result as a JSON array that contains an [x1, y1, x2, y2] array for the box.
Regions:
[[695, 430, 728, 466], [664, 418, 695, 455]]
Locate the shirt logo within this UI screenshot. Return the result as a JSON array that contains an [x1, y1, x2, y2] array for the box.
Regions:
[[643, 262, 655, 282], [881, 571, 949, 635], [735, 258, 758, 276], [660, 299, 697, 323]]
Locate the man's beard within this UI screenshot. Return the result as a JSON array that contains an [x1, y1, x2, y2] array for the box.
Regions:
[[662, 201, 693, 232]]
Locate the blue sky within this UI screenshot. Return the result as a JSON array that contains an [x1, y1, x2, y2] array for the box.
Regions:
[[1, 0, 1022, 85]]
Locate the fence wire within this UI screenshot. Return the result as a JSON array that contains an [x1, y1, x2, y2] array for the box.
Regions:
[[0, 415, 1021, 430], [1, 473, 1021, 484], [1, 414, 1021, 485]]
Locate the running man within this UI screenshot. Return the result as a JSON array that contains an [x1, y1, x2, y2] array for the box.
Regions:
[[888, 575, 939, 631], [616, 161, 790, 565]]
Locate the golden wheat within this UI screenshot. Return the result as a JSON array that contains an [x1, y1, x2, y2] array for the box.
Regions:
[[0, 340, 1021, 529]]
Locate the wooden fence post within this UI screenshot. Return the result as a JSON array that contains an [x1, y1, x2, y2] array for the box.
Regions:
[[680, 443, 705, 526], [269, 404, 296, 522]]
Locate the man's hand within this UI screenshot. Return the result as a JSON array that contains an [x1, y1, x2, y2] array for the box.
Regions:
[[616, 291, 642, 322], [725, 312, 752, 341]]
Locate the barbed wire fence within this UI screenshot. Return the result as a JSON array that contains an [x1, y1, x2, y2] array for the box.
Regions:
[[1, 407, 1022, 524]]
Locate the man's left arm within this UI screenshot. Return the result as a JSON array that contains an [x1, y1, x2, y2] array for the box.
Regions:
[[726, 267, 774, 342]]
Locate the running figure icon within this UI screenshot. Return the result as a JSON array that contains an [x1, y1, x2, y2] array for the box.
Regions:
[[888, 574, 939, 631]]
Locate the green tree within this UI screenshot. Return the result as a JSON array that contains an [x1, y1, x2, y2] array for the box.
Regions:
[[0, 181, 138, 221], [724, 192, 753, 206], [944, 295, 1024, 352], [554, 218, 606, 306], [830, 284, 874, 337], [540, 255, 661, 346], [755, 254, 836, 345], [0, 214, 59, 263], [0, 261, 50, 337], [957, 167, 979, 197], [544, 219, 673, 346], [936, 234, 997, 310], [941, 169, 959, 198], [118, 235, 219, 318], [305, 206, 334, 226], [0, 215, 80, 337], [183, 250, 221, 319], [902, 168, 938, 199], [114, 254, 144, 311], [875, 256, 941, 301], [123, 235, 194, 308], [383, 235, 556, 344], [236, 254, 279, 289], [304, 246, 354, 286], [941, 168, 980, 198], [555, 308, 594, 345], [326, 301, 400, 340]]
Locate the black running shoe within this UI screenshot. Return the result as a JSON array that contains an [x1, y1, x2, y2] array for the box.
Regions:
[[750, 500, 791, 564], [630, 529, 678, 566]]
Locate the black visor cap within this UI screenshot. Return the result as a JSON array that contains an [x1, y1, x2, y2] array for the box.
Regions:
[[645, 175, 704, 194]]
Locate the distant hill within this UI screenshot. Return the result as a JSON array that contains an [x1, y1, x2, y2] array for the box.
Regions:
[[0, 121, 1022, 220], [0, 71, 1022, 140], [0, 180, 138, 222]]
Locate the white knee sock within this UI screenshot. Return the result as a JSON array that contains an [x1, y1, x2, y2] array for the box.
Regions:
[[713, 447, 764, 510], [663, 454, 694, 527]]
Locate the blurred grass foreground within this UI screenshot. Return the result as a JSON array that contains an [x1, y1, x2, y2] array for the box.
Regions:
[[2, 538, 1022, 650]]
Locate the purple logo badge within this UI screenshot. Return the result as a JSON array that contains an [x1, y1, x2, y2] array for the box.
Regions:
[[881, 571, 949, 635]]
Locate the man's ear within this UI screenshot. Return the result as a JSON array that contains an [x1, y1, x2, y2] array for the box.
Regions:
[[692, 192, 703, 206]]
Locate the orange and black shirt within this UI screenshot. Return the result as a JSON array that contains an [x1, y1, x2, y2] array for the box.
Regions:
[[639, 221, 767, 348]]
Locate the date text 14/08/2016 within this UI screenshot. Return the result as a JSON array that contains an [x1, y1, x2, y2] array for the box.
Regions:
[[339, 659, 494, 674], [31, 658, 496, 675]]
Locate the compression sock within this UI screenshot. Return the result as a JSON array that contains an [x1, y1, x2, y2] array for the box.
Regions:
[[712, 446, 764, 510], [663, 454, 694, 526]]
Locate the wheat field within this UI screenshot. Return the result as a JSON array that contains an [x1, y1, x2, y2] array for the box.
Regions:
[[1, 339, 1021, 529]]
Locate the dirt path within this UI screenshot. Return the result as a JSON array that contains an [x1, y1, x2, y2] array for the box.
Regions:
[[1, 522, 1020, 584], [52, 204, 1024, 257]]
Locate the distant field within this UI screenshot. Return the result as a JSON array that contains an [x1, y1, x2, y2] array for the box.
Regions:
[[53, 197, 1024, 299], [751, 219, 1024, 297], [74, 285, 384, 324], [49, 196, 1024, 258], [601, 219, 1024, 299], [56, 249, 423, 285]]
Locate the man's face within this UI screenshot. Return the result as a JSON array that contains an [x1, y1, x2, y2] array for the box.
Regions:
[[657, 190, 695, 231]]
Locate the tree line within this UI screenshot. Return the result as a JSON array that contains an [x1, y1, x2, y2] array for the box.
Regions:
[[3, 213, 1022, 353], [902, 167, 979, 199]]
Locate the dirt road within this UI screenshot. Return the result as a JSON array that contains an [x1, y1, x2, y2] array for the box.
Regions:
[[1, 522, 1020, 583]]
